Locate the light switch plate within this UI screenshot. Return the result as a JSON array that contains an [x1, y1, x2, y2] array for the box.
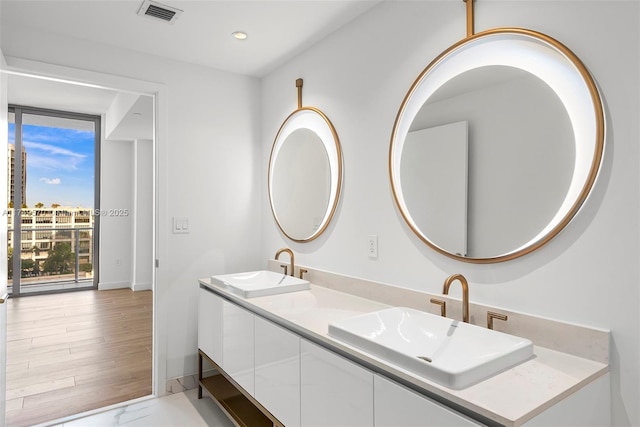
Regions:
[[173, 216, 189, 234]]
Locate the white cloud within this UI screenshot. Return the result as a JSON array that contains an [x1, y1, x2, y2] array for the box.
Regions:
[[24, 141, 86, 159], [23, 140, 87, 172], [40, 177, 61, 185]]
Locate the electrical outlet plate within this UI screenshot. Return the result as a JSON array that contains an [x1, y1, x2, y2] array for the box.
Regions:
[[368, 235, 378, 258]]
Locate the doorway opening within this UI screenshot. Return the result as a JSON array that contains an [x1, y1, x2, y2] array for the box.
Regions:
[[4, 70, 157, 426]]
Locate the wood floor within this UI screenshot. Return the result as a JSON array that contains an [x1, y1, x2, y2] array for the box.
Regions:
[[5, 288, 152, 427]]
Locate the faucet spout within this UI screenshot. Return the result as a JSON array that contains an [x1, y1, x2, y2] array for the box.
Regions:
[[442, 273, 470, 323], [275, 248, 295, 277]]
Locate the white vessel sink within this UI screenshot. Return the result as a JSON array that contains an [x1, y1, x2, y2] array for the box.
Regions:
[[328, 307, 533, 389], [211, 270, 310, 298]]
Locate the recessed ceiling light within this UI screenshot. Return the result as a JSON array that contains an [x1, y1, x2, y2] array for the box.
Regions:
[[232, 31, 248, 41]]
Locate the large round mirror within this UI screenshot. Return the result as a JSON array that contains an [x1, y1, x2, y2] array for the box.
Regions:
[[269, 107, 342, 242], [390, 29, 604, 263]]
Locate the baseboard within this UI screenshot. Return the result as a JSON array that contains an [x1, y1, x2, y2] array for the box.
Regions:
[[98, 281, 131, 290], [132, 282, 152, 291]]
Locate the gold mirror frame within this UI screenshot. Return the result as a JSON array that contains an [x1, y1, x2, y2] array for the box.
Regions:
[[389, 27, 605, 263], [268, 79, 343, 243]]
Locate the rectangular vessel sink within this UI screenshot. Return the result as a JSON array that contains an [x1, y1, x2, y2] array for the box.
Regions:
[[211, 270, 310, 298], [328, 307, 533, 389]]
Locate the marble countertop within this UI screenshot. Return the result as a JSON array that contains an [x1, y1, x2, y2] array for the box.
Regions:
[[199, 278, 608, 427]]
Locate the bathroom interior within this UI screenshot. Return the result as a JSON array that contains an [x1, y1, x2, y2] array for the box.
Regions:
[[0, 0, 638, 426]]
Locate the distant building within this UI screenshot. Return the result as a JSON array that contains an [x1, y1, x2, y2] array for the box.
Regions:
[[7, 144, 27, 206], [8, 207, 94, 275]]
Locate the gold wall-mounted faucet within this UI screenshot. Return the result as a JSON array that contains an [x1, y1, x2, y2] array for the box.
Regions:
[[442, 273, 470, 323], [275, 247, 295, 277]]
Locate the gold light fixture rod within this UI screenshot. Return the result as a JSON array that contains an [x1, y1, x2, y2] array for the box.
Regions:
[[463, 0, 475, 37], [296, 78, 303, 109]]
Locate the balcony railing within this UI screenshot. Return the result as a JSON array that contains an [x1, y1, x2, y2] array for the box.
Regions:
[[8, 226, 94, 293]]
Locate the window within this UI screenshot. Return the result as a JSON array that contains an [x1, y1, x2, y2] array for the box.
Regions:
[[8, 105, 100, 295]]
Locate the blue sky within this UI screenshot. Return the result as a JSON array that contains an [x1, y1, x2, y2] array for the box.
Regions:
[[8, 123, 95, 208]]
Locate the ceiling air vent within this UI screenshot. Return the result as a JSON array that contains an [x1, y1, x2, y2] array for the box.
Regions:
[[137, 0, 182, 24]]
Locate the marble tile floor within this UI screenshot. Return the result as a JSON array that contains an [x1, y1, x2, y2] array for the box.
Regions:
[[43, 389, 234, 427]]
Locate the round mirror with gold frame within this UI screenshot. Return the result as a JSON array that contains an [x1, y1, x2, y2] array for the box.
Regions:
[[389, 28, 604, 263], [269, 80, 343, 242]]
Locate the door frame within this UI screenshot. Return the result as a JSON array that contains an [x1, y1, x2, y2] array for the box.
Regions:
[[0, 50, 9, 427], [2, 56, 168, 398]]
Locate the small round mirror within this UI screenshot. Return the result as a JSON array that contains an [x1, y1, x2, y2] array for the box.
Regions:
[[390, 29, 604, 262], [269, 107, 342, 242]]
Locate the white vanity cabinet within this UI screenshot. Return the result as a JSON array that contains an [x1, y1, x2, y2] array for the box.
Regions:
[[300, 339, 374, 427], [374, 375, 483, 427], [197, 288, 255, 395], [254, 316, 301, 427], [197, 287, 223, 363], [221, 298, 255, 395], [198, 288, 278, 427]]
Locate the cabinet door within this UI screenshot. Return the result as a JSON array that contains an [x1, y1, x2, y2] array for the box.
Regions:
[[374, 375, 482, 426], [222, 300, 255, 395], [197, 287, 223, 363], [301, 340, 373, 427], [255, 317, 300, 427]]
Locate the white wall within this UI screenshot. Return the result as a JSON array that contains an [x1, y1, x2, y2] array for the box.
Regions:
[[104, 92, 139, 140], [99, 139, 134, 289], [133, 139, 153, 291], [260, 1, 639, 425], [0, 23, 263, 389], [99, 136, 153, 292]]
